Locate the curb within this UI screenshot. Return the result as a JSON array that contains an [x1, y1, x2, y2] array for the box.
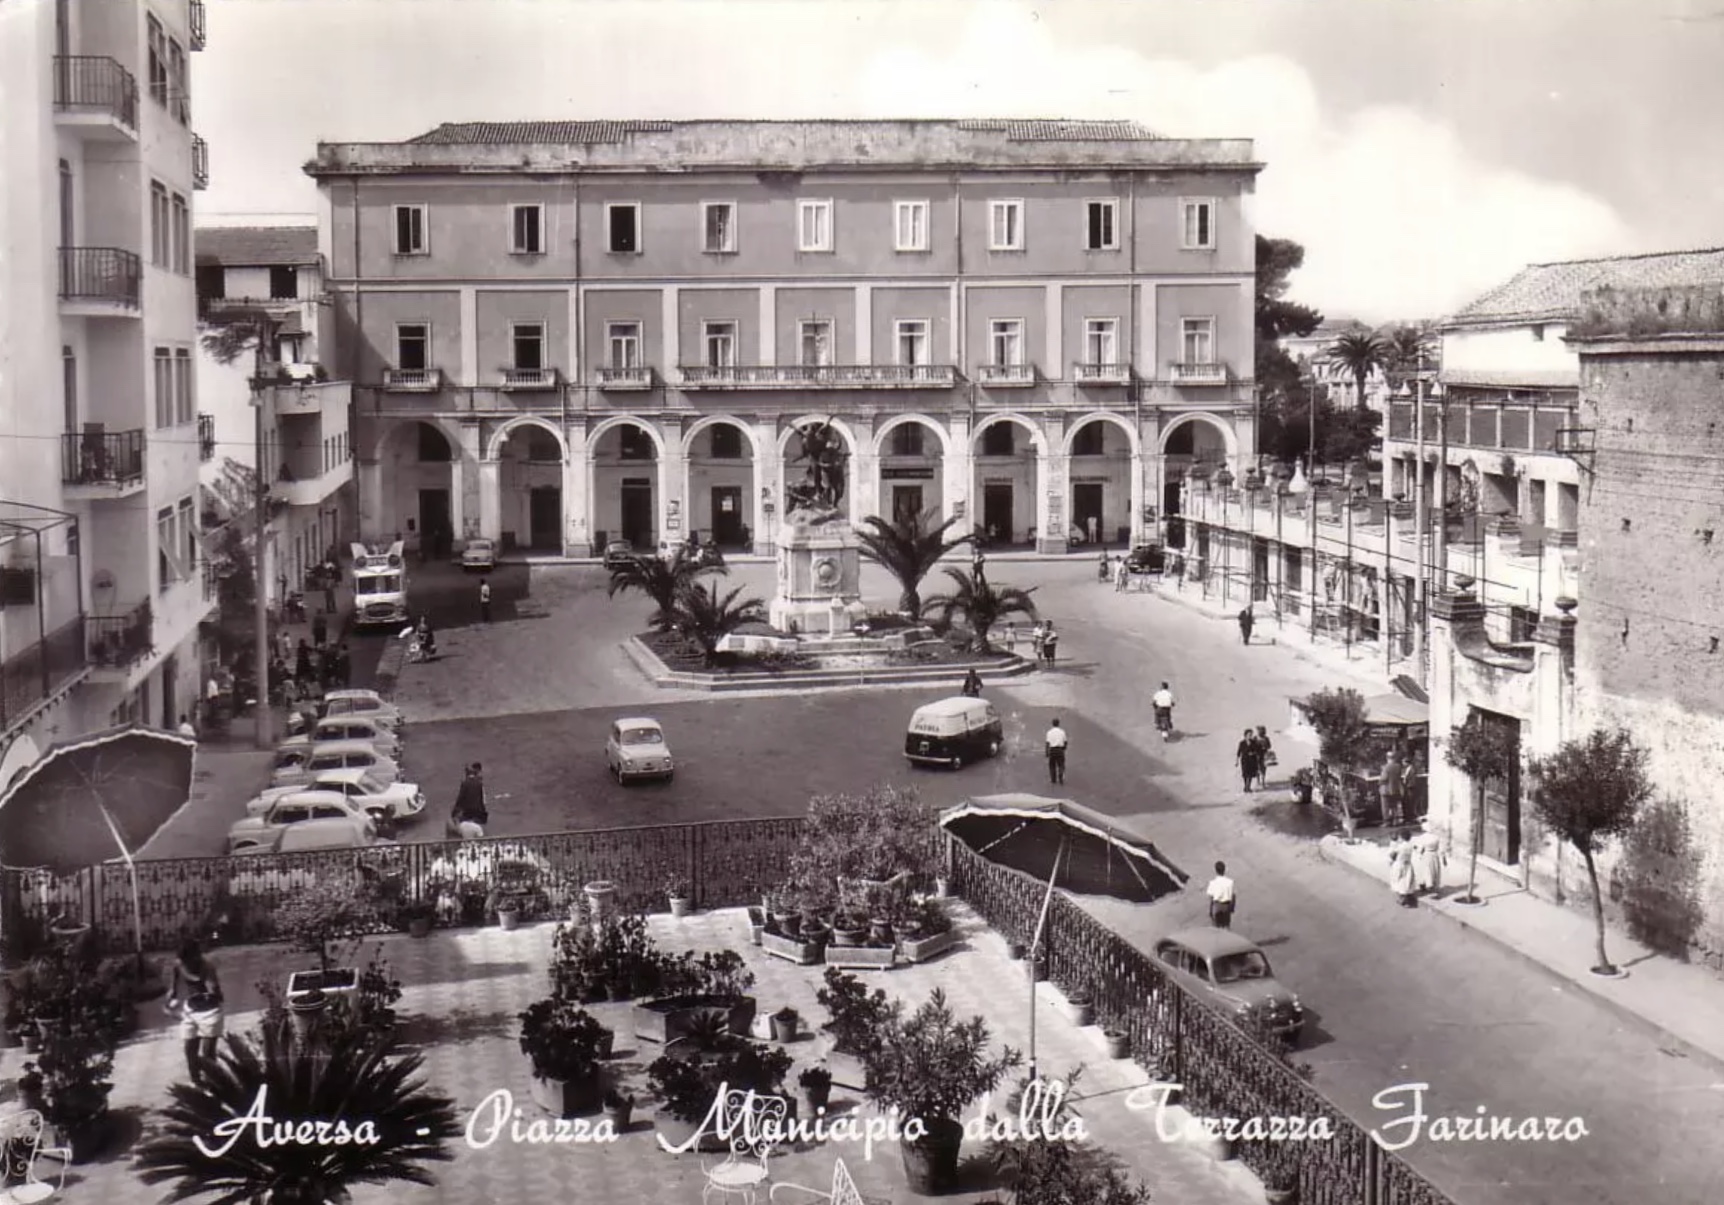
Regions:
[[623, 636, 1038, 692], [1314, 839, 1724, 1073]]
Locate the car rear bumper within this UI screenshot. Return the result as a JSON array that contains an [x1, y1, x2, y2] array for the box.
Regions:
[[619, 761, 674, 779]]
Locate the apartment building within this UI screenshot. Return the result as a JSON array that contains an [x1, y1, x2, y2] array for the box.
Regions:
[[194, 226, 353, 602], [303, 119, 1260, 557], [0, 0, 211, 780]]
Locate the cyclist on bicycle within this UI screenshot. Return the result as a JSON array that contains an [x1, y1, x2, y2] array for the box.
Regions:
[[1152, 682, 1176, 736]]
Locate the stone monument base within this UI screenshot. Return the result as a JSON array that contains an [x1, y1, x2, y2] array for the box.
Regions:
[[769, 513, 868, 637]]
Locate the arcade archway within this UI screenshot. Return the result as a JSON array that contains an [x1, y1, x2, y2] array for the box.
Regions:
[[684, 418, 757, 550], [970, 415, 1044, 548], [492, 420, 565, 551]]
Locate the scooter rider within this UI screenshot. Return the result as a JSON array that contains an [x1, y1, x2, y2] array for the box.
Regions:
[[1152, 681, 1176, 737]]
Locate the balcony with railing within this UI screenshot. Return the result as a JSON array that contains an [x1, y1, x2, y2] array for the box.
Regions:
[[192, 134, 209, 189], [198, 413, 216, 461], [53, 56, 139, 140], [62, 429, 146, 496], [87, 599, 154, 675], [1169, 362, 1228, 386], [1, 503, 88, 736], [1386, 399, 1575, 458], [58, 248, 143, 312], [595, 366, 654, 391], [2, 618, 88, 736], [679, 364, 957, 389], [976, 363, 1036, 388], [190, 0, 207, 50], [1073, 362, 1132, 385], [498, 367, 563, 392], [381, 367, 444, 392]]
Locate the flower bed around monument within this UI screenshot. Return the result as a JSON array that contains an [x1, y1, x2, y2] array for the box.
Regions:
[[637, 630, 1014, 675]]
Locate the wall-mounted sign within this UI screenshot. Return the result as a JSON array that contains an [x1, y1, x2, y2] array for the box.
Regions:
[[665, 517, 681, 531], [1070, 475, 1110, 484], [882, 467, 936, 480]]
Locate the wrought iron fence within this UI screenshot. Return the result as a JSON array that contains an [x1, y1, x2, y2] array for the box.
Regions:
[[52, 56, 139, 128], [87, 600, 153, 670], [948, 839, 1457, 1205], [57, 247, 143, 306]]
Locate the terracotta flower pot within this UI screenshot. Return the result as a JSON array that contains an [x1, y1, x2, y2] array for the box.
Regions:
[[900, 1115, 964, 1194]]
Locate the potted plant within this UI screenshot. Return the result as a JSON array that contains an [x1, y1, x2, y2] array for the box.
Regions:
[[277, 891, 363, 1002], [665, 877, 693, 918], [23, 1026, 115, 1160], [767, 889, 802, 938], [896, 898, 961, 964], [648, 1036, 792, 1152], [518, 997, 611, 1117], [830, 912, 869, 947], [583, 880, 618, 924], [488, 887, 528, 931], [602, 1088, 635, 1132], [1262, 1146, 1300, 1204], [1103, 1028, 1130, 1059], [1005, 939, 1026, 961], [1062, 985, 1094, 1027], [865, 988, 1021, 1194], [400, 900, 436, 939], [771, 1007, 800, 1043], [797, 1064, 833, 1116], [816, 968, 899, 1089]]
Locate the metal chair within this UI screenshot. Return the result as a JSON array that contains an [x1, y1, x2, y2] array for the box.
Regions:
[[701, 1089, 788, 1205], [769, 1156, 891, 1205], [0, 1109, 70, 1203]]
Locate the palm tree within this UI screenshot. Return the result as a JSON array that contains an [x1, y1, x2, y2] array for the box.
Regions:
[[606, 548, 726, 631], [1384, 322, 1437, 388], [672, 581, 767, 663], [855, 508, 976, 615], [1325, 330, 1388, 412], [919, 567, 1037, 653], [135, 1029, 460, 1205]]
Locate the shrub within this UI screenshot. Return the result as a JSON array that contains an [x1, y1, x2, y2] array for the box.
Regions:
[[817, 967, 899, 1056]]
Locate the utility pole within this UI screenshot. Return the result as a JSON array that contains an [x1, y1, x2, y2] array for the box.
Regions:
[[1434, 381, 1450, 604], [250, 315, 277, 750], [1412, 368, 1428, 684]]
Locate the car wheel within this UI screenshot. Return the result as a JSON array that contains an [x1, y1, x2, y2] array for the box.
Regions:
[[664, 770, 675, 783], [988, 738, 1002, 758], [951, 754, 964, 770]]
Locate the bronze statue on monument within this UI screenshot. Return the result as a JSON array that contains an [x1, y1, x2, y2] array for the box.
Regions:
[[785, 419, 850, 521]]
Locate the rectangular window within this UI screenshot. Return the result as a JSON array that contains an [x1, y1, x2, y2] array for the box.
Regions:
[[396, 323, 429, 371], [511, 323, 545, 371], [895, 319, 929, 367], [153, 347, 172, 428], [702, 321, 737, 369], [607, 203, 640, 254], [511, 204, 544, 254], [799, 320, 833, 367], [1084, 318, 1118, 365], [62, 346, 77, 432], [890, 425, 924, 457], [1180, 198, 1216, 250], [894, 200, 929, 252], [174, 348, 193, 424], [179, 497, 196, 573], [989, 199, 1024, 251], [171, 193, 189, 273], [989, 319, 1024, 366], [798, 199, 833, 252], [1085, 199, 1119, 250], [710, 426, 743, 459], [606, 322, 641, 370], [702, 202, 736, 253], [146, 16, 167, 105], [1180, 317, 1215, 364], [167, 39, 187, 122], [393, 205, 427, 255], [268, 265, 298, 300], [149, 182, 169, 267], [157, 507, 176, 591]]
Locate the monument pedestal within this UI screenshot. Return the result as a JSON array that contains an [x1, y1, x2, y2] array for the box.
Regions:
[[769, 516, 868, 636]]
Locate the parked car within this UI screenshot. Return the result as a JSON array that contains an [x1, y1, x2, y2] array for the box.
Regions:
[[904, 696, 1004, 770], [232, 819, 393, 857], [319, 690, 405, 727], [277, 716, 403, 761], [602, 540, 637, 569], [270, 740, 401, 788], [1126, 544, 1167, 573], [246, 767, 425, 822], [228, 792, 377, 854], [1150, 928, 1305, 1041], [606, 717, 674, 783], [462, 538, 498, 572]]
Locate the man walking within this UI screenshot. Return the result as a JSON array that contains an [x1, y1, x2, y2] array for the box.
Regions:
[[322, 561, 338, 615], [1043, 718, 1069, 785], [1206, 861, 1237, 929], [1237, 606, 1254, 645], [450, 763, 488, 838], [479, 577, 492, 622], [1040, 621, 1059, 666]]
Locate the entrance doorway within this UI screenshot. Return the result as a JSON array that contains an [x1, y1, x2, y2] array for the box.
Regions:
[[1073, 483, 1104, 547], [710, 486, 744, 546], [1162, 480, 1185, 548], [529, 487, 561, 550], [620, 479, 653, 548], [161, 654, 177, 729], [1473, 708, 1522, 863], [982, 484, 1013, 546], [892, 485, 924, 525], [418, 489, 451, 558]]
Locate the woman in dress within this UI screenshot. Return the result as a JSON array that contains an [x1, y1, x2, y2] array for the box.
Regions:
[[1389, 828, 1419, 908], [166, 940, 224, 1086], [1235, 728, 1262, 792]]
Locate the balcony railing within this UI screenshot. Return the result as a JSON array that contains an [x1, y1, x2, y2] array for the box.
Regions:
[[190, 0, 207, 50], [192, 134, 209, 189], [595, 366, 654, 391], [88, 600, 153, 672], [62, 429, 145, 489], [1170, 362, 1228, 385], [2, 617, 88, 734], [58, 247, 143, 308], [499, 368, 561, 391], [198, 413, 216, 461], [381, 367, 444, 392], [53, 56, 139, 133], [976, 363, 1036, 387], [1073, 362, 1132, 385], [679, 364, 958, 389]]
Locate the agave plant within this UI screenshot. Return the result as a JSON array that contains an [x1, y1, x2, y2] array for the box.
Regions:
[[672, 581, 767, 663], [607, 548, 727, 631], [134, 1028, 460, 1205], [919, 567, 1037, 653], [854, 508, 975, 615]]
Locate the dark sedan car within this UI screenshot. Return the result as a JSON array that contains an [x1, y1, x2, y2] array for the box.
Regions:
[[1152, 928, 1305, 1040], [602, 540, 637, 569]]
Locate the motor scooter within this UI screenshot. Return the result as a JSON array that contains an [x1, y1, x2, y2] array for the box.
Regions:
[[1154, 705, 1174, 740]]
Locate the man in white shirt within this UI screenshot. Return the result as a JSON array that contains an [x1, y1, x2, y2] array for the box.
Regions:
[[1152, 682, 1175, 736], [1044, 718, 1069, 785], [1205, 860, 1236, 929]]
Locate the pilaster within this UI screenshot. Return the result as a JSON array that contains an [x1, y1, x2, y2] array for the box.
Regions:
[[662, 287, 680, 375], [563, 424, 590, 555], [456, 422, 483, 539], [658, 416, 685, 543], [459, 288, 478, 386], [855, 285, 873, 363], [755, 420, 779, 555], [945, 416, 972, 537], [758, 286, 776, 365]]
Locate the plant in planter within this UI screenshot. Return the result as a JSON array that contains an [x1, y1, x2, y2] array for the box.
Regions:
[[399, 899, 436, 938], [276, 890, 365, 1001], [865, 988, 1021, 1194], [829, 911, 869, 947], [1061, 984, 1095, 1027], [486, 886, 532, 931], [770, 1007, 800, 1043], [1103, 1028, 1131, 1060], [816, 967, 899, 1088], [789, 785, 938, 893], [647, 1037, 792, 1150], [1259, 1143, 1302, 1204], [324, 952, 403, 1050], [665, 877, 693, 917], [518, 997, 612, 1117], [797, 1065, 833, 1116]]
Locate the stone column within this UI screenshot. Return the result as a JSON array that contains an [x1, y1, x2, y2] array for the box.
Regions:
[[477, 459, 502, 542], [754, 419, 777, 556], [563, 423, 590, 556], [852, 417, 878, 525], [658, 417, 685, 546], [1129, 448, 1147, 547], [945, 415, 972, 538], [356, 458, 383, 543], [456, 421, 483, 540]]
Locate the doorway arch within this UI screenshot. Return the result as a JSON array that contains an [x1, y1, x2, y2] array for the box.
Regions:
[[589, 417, 665, 550], [1064, 413, 1139, 548], [970, 414, 1046, 548], [379, 419, 459, 554], [873, 414, 950, 527], [683, 416, 759, 550], [488, 419, 566, 552]]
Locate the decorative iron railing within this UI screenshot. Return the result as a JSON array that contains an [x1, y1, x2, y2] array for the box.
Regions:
[[52, 56, 139, 130], [61, 429, 145, 488], [57, 247, 143, 307], [190, 0, 207, 50], [192, 133, 209, 189], [679, 364, 957, 389], [86, 599, 153, 671], [500, 367, 561, 391], [1, 617, 88, 734]]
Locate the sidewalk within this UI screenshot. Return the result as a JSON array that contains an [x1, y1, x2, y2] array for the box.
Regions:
[[1319, 832, 1724, 1070]]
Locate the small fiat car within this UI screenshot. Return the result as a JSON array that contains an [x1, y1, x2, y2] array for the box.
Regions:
[[1151, 929, 1305, 1041], [904, 697, 1004, 770], [602, 540, 637, 570], [462, 538, 498, 572], [606, 717, 674, 783]]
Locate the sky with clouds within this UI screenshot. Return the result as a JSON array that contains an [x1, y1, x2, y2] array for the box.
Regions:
[[192, 0, 1724, 323]]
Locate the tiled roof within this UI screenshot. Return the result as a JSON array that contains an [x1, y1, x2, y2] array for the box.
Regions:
[[1438, 368, 1579, 391], [1446, 247, 1724, 328], [954, 119, 1160, 141], [409, 120, 674, 145], [194, 226, 318, 267]]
